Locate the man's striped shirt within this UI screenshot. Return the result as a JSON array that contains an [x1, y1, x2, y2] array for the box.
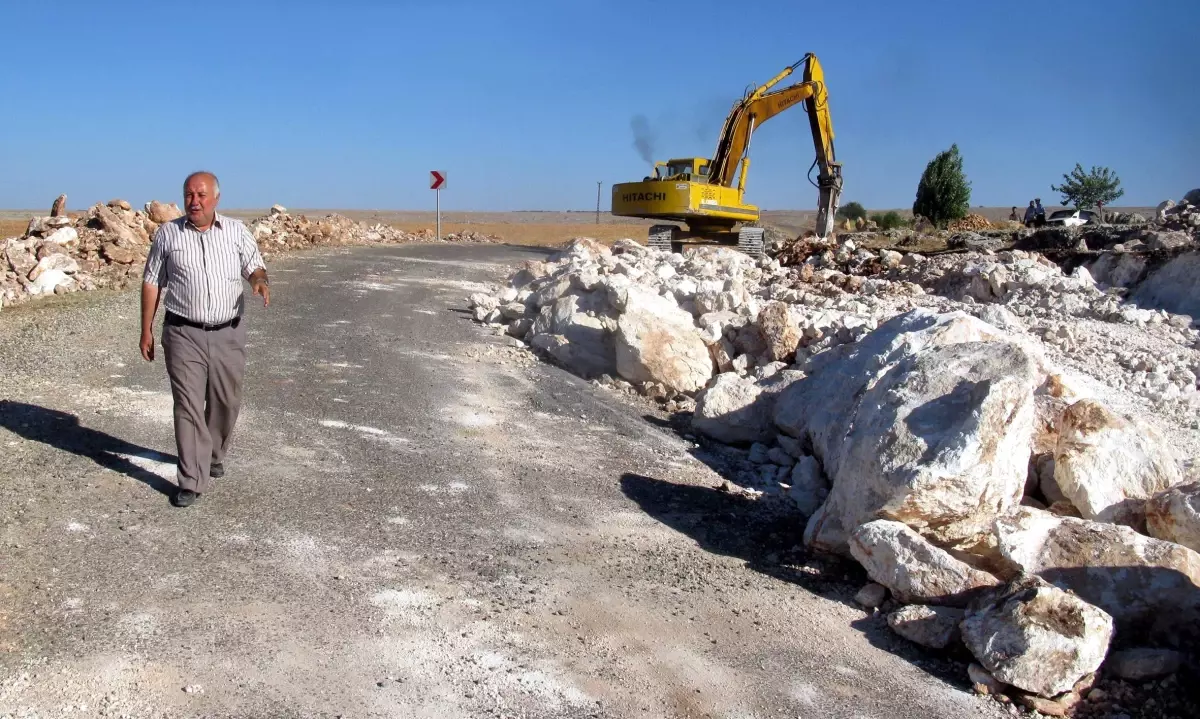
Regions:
[[143, 213, 266, 325]]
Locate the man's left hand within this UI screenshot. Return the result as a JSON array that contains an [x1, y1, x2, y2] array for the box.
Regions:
[[251, 278, 270, 307]]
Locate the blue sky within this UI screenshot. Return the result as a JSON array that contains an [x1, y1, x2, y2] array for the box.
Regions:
[[0, 0, 1195, 211]]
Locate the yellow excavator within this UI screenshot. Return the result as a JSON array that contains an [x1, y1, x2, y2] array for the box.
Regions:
[[611, 53, 843, 257]]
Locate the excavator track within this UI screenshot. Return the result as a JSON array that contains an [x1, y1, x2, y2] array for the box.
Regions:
[[646, 224, 765, 258], [648, 225, 679, 253], [736, 227, 765, 259]]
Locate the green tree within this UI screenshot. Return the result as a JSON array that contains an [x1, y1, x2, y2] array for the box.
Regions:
[[912, 144, 972, 227], [1050, 164, 1124, 209], [836, 201, 867, 221]]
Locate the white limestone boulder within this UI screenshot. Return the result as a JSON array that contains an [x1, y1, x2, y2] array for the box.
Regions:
[[28, 252, 80, 281], [691, 370, 803, 445], [550, 237, 611, 265], [526, 297, 616, 379], [614, 286, 713, 393], [691, 373, 768, 445], [994, 507, 1200, 637], [787, 455, 829, 516], [780, 310, 1040, 555], [848, 520, 999, 607], [887, 605, 963, 649], [961, 575, 1113, 699], [40, 227, 78, 246], [755, 300, 801, 362], [27, 269, 73, 295], [1053, 399, 1182, 527], [1146, 481, 1200, 553], [146, 200, 183, 224]]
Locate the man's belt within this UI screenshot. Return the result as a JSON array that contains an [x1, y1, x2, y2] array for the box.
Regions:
[[165, 311, 241, 331]]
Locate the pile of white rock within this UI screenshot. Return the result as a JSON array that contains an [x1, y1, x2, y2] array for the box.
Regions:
[[1157, 194, 1200, 230], [248, 205, 500, 251], [471, 236, 1200, 403], [1, 195, 184, 308], [468, 237, 1200, 709]]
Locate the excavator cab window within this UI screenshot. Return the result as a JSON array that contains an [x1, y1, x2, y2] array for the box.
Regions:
[[665, 161, 695, 179]]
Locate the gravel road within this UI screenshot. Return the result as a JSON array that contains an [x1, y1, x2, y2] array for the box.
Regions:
[[0, 244, 1004, 719]]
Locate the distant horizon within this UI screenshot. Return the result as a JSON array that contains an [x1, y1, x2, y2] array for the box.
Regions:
[[1, 202, 1163, 217]]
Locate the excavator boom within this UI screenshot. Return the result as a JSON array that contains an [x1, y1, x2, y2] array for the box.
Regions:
[[708, 54, 841, 233], [708, 82, 818, 188], [799, 54, 843, 239]]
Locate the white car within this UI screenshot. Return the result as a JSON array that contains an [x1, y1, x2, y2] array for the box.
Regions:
[[1045, 209, 1100, 227]]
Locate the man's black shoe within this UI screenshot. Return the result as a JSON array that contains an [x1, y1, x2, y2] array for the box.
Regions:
[[210, 463, 225, 479], [172, 489, 199, 507]]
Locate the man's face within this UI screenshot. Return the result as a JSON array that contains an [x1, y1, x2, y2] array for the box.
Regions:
[[184, 176, 219, 227]]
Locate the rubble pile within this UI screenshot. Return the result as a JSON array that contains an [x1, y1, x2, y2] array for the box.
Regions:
[[946, 213, 993, 231], [1, 197, 181, 306], [1157, 199, 1200, 231], [1, 197, 500, 309], [248, 205, 499, 249], [467, 228, 1200, 707], [820, 193, 1200, 261], [784, 234, 1200, 420]]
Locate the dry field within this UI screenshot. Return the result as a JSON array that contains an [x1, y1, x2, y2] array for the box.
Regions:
[[405, 221, 650, 246], [0, 219, 29, 239], [338, 212, 654, 247]]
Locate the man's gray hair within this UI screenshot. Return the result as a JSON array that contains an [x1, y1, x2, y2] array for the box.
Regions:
[[183, 171, 220, 197]]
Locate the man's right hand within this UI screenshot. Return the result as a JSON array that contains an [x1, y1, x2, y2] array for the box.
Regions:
[[140, 331, 155, 362]]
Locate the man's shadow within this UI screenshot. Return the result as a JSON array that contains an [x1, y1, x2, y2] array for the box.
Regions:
[[0, 400, 176, 496]]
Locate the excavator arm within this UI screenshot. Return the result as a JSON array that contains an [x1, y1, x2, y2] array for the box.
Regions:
[[802, 54, 843, 239], [707, 53, 843, 238]]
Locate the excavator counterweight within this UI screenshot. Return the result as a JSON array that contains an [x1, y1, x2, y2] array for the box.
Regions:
[[611, 53, 843, 257]]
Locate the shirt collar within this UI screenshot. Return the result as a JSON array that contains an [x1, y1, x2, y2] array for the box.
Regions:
[[184, 213, 225, 232]]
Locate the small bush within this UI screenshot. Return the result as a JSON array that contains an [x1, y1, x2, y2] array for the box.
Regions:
[[869, 211, 908, 230], [836, 201, 867, 221]]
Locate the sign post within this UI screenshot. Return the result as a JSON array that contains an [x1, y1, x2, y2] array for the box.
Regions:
[[430, 170, 446, 241]]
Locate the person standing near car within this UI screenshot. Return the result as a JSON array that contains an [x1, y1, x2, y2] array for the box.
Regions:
[[1034, 198, 1046, 227], [1023, 200, 1037, 227], [139, 171, 270, 508]]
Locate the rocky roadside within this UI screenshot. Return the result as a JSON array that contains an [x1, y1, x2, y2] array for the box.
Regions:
[[466, 192, 1200, 718], [1, 196, 499, 311]]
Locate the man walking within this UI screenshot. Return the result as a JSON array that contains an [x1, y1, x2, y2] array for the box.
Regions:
[[140, 171, 269, 507]]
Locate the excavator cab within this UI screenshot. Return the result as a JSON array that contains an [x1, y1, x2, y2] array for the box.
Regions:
[[651, 159, 711, 182]]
